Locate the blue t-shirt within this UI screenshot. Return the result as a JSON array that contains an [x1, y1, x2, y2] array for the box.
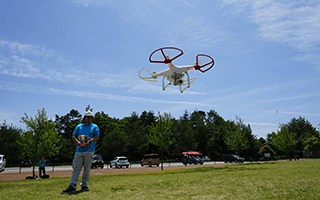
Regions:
[[73, 123, 100, 152], [39, 159, 46, 168]]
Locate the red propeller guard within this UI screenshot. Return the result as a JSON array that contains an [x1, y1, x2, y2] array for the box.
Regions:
[[194, 54, 214, 73], [149, 47, 183, 64]]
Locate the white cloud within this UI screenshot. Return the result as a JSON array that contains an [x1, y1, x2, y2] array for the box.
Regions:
[[0, 80, 212, 106], [174, 0, 190, 7], [0, 40, 135, 88], [0, 109, 18, 125], [251, 0, 320, 50], [71, 0, 111, 7], [247, 122, 278, 127], [222, 0, 320, 68], [0, 39, 212, 95], [69, 1, 240, 53], [267, 110, 320, 117]]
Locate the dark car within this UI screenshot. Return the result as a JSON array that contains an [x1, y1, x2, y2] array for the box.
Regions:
[[181, 152, 204, 166], [223, 154, 244, 163], [21, 159, 32, 167], [91, 155, 104, 169]]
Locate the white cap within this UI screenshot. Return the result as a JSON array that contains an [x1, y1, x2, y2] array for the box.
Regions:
[[84, 110, 93, 117]]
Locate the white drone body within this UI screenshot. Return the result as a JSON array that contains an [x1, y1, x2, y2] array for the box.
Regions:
[[138, 47, 214, 93], [139, 62, 196, 93]]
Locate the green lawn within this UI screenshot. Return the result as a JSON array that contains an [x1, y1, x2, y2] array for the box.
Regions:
[[1, 159, 319, 199]]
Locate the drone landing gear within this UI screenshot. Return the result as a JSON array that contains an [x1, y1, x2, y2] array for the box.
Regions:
[[162, 77, 196, 93], [179, 85, 189, 93], [179, 79, 195, 93]]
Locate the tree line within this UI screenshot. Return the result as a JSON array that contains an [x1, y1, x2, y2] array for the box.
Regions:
[[1, 107, 319, 165]]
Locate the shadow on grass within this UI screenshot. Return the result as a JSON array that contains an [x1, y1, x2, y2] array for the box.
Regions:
[[62, 189, 89, 196], [111, 186, 125, 191]]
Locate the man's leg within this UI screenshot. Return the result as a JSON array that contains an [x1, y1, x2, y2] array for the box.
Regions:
[[69, 152, 83, 189], [80, 152, 94, 188]]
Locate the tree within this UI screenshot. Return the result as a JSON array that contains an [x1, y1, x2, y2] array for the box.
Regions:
[[190, 111, 209, 155], [92, 111, 115, 156], [258, 145, 276, 160], [101, 126, 128, 161], [285, 116, 319, 155], [304, 136, 320, 158], [54, 109, 82, 163], [0, 122, 22, 164], [121, 112, 149, 161], [173, 110, 197, 154], [258, 137, 266, 145], [224, 121, 249, 156], [54, 109, 82, 140], [206, 110, 228, 160], [225, 118, 249, 155], [147, 112, 176, 170], [272, 126, 299, 160], [18, 108, 62, 178]]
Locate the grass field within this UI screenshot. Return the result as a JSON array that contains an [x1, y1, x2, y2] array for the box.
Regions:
[[1, 159, 319, 199]]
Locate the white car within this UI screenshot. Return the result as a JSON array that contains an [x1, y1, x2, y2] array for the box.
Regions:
[[0, 155, 6, 172], [110, 156, 129, 168]]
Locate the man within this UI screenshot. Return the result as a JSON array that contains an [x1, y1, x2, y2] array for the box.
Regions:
[[39, 155, 46, 178], [62, 110, 100, 194]]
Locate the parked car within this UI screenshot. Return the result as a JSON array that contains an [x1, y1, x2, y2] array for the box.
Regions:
[[141, 153, 159, 167], [91, 155, 104, 169], [21, 159, 32, 167], [202, 156, 211, 161], [0, 155, 6, 172], [110, 156, 129, 168], [181, 151, 204, 166], [222, 154, 244, 163]]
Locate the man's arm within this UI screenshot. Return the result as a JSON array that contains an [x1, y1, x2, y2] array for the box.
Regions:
[[87, 136, 99, 144], [72, 135, 80, 145]]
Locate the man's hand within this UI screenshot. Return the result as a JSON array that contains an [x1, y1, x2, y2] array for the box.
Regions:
[[86, 139, 93, 145]]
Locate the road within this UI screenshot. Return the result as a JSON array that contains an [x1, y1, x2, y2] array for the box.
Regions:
[[1, 161, 226, 174]]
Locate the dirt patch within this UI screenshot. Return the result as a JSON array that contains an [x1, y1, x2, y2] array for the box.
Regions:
[[0, 164, 229, 182]]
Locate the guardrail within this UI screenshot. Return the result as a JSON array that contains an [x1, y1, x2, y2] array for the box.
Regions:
[[2, 160, 227, 174], [4, 163, 73, 174]]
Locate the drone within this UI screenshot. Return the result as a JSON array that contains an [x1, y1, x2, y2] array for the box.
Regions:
[[138, 47, 214, 93]]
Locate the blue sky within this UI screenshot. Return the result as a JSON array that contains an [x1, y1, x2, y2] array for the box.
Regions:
[[1, 0, 319, 139]]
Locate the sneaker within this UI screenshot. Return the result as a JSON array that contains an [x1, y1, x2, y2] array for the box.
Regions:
[[80, 186, 89, 192], [62, 186, 76, 194]]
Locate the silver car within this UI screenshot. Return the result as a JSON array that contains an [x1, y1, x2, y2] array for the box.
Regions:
[[110, 156, 129, 168], [0, 155, 6, 172]]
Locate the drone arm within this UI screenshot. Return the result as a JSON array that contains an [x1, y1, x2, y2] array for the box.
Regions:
[[153, 69, 170, 77]]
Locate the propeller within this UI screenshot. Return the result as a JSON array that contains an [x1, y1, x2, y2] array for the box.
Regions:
[[193, 54, 214, 73], [149, 47, 183, 64]]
